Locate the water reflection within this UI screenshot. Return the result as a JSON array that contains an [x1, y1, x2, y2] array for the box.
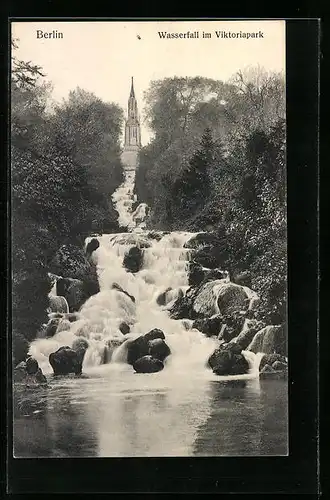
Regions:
[[13, 375, 288, 458], [193, 378, 288, 456]]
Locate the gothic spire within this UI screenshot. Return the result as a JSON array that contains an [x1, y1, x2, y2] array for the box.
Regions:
[[130, 76, 135, 98]]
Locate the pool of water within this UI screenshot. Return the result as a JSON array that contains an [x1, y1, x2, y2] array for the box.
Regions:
[[13, 366, 288, 458]]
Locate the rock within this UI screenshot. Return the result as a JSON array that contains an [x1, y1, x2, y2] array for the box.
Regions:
[[126, 329, 166, 365], [148, 338, 171, 362], [156, 287, 173, 306], [259, 353, 287, 371], [119, 322, 130, 335], [133, 355, 164, 373], [56, 277, 87, 312], [112, 282, 135, 302], [208, 343, 249, 376], [49, 346, 84, 376], [217, 312, 246, 343], [123, 246, 143, 273], [47, 295, 69, 314], [192, 315, 222, 337], [14, 359, 47, 385], [272, 361, 288, 371], [235, 319, 265, 350], [26, 357, 39, 375], [216, 282, 251, 316], [188, 263, 206, 287], [126, 336, 149, 365], [247, 325, 287, 356], [56, 319, 72, 334], [44, 318, 61, 337], [169, 287, 199, 320], [144, 328, 165, 342], [85, 238, 100, 258], [193, 246, 219, 269]]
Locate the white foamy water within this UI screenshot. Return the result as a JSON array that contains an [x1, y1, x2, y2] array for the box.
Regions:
[[29, 169, 262, 379]]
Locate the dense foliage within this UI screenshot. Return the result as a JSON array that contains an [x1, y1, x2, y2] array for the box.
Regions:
[[11, 43, 124, 363], [134, 68, 286, 324]]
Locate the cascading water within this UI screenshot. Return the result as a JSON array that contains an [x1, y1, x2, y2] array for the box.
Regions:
[[29, 169, 263, 379]]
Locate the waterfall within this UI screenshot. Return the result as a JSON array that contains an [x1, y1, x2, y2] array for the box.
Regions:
[[29, 169, 262, 378]]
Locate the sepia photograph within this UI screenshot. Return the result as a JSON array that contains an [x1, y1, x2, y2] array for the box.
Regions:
[[11, 19, 288, 458]]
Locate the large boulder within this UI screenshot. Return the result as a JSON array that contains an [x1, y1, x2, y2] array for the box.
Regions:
[[247, 325, 287, 356], [156, 287, 173, 306], [47, 295, 69, 314], [133, 356, 164, 374], [192, 315, 222, 337], [111, 282, 135, 303], [123, 246, 143, 273], [72, 337, 89, 364], [126, 329, 169, 365], [216, 282, 251, 316], [208, 343, 249, 376], [148, 338, 171, 361], [49, 346, 84, 376]]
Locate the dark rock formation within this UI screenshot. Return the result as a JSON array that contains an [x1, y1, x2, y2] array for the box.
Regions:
[[119, 322, 130, 335], [192, 315, 222, 337], [156, 287, 172, 306], [169, 287, 200, 320], [85, 238, 100, 259], [208, 343, 249, 376], [112, 282, 135, 302], [259, 353, 287, 371], [133, 355, 164, 373], [126, 329, 169, 365], [123, 246, 143, 273], [148, 338, 171, 362], [49, 346, 84, 376], [14, 358, 47, 386], [144, 328, 165, 342], [44, 318, 61, 337], [218, 312, 246, 343]]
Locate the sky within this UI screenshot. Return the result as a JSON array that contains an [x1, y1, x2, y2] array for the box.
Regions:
[[12, 20, 285, 145]]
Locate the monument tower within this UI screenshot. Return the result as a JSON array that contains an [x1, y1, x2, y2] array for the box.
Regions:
[[121, 77, 141, 171]]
